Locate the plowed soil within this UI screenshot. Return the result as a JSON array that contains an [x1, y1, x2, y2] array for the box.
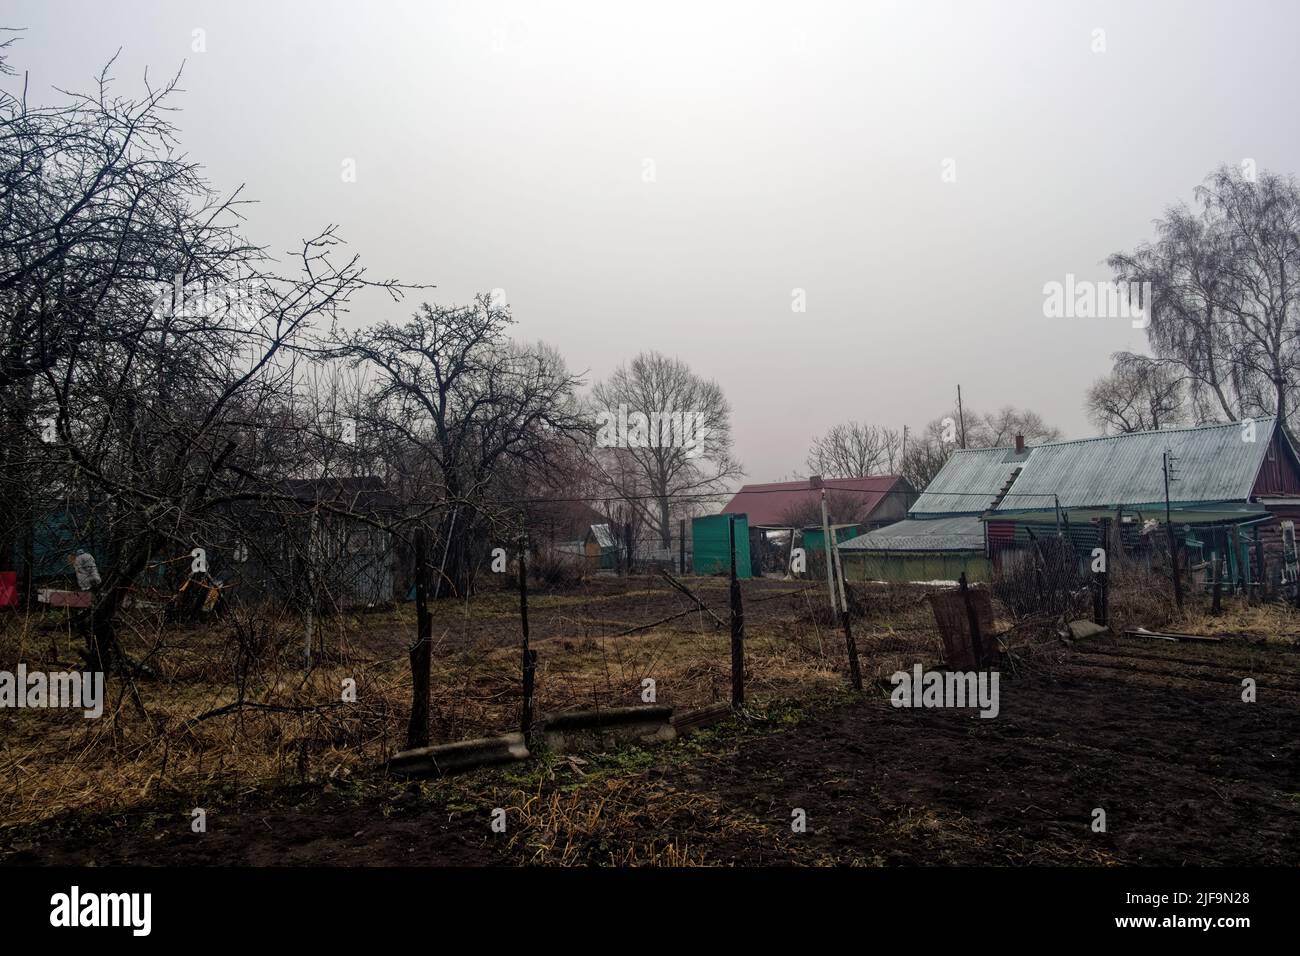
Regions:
[[8, 632, 1298, 866]]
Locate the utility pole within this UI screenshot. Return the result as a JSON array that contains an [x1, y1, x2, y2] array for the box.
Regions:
[[1163, 449, 1184, 611], [956, 385, 967, 450]]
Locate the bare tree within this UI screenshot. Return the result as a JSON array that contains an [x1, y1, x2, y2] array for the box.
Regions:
[[1109, 164, 1300, 438], [969, 406, 1063, 448], [901, 406, 1062, 491], [339, 295, 587, 596], [1, 48, 406, 672], [588, 351, 742, 551], [1086, 354, 1190, 434], [806, 421, 902, 477]]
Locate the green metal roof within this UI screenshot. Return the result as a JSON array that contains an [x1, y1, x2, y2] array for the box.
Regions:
[[909, 417, 1284, 520], [909, 447, 1031, 516], [838, 515, 985, 553], [995, 417, 1279, 514]]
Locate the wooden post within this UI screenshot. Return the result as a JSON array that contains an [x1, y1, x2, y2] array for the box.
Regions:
[[519, 537, 535, 744], [830, 531, 862, 690], [1255, 526, 1268, 602], [959, 572, 986, 666], [1092, 519, 1106, 626], [840, 610, 863, 690], [1211, 548, 1223, 616], [406, 528, 433, 750], [304, 510, 317, 668], [1098, 562, 1109, 627], [1092, 566, 1103, 625], [819, 490, 838, 615], [728, 516, 745, 708], [623, 521, 634, 575], [1232, 524, 1245, 594], [1253, 526, 1265, 603], [679, 518, 687, 575]]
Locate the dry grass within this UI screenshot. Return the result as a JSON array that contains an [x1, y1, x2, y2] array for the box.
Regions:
[[0, 577, 932, 832], [11, 569, 1282, 836], [0, 607, 403, 828], [1104, 562, 1300, 644], [505, 775, 730, 865]]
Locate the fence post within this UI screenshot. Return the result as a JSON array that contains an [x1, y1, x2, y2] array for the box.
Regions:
[[406, 527, 432, 750], [1093, 519, 1109, 627], [830, 534, 862, 690], [519, 536, 536, 744], [1167, 526, 1184, 612], [729, 515, 745, 708], [1211, 546, 1223, 616], [1098, 563, 1109, 627], [1251, 526, 1264, 603], [679, 518, 687, 575], [1255, 526, 1268, 602], [819, 489, 838, 615], [959, 572, 986, 666], [1091, 564, 1102, 625]]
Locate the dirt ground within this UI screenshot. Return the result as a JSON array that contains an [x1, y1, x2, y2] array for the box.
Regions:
[[5, 623, 1298, 867]]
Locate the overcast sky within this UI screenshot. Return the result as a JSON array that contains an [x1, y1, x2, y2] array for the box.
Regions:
[[8, 0, 1300, 484]]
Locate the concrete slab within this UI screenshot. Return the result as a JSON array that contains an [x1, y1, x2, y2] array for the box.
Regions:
[[539, 705, 676, 754], [389, 732, 529, 778]]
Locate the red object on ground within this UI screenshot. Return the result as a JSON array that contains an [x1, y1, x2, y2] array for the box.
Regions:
[[0, 571, 15, 608], [41, 589, 92, 608]]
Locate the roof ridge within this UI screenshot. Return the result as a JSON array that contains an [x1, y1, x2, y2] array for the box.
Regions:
[[947, 417, 1275, 455], [735, 476, 901, 491], [1030, 416, 1275, 452]]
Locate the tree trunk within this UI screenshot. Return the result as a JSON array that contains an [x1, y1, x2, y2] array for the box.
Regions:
[[406, 528, 432, 750]]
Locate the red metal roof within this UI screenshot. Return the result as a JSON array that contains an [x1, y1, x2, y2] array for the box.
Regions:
[[721, 476, 907, 528]]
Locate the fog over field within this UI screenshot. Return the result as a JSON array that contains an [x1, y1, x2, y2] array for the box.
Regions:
[[13, 0, 1300, 480]]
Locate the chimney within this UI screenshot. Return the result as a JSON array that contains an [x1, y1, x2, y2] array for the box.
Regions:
[[1014, 434, 1025, 454], [809, 475, 824, 490]]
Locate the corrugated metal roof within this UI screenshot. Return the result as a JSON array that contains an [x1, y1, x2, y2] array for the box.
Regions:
[[908, 418, 1281, 518], [909, 448, 1029, 516], [838, 515, 986, 553], [721, 476, 907, 527], [995, 417, 1276, 513]]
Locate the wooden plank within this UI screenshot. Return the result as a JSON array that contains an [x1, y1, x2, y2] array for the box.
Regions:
[[927, 584, 996, 668], [1123, 627, 1223, 644]]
